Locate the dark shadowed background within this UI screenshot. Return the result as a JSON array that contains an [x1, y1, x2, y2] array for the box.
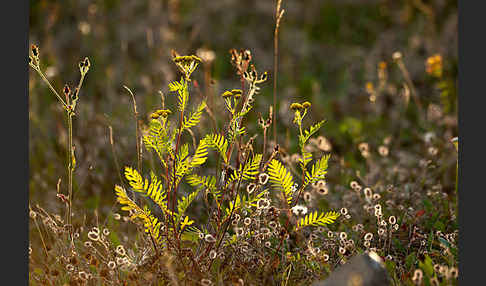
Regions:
[[29, 0, 457, 220]]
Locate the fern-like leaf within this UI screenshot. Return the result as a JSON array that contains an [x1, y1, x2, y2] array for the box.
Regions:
[[178, 79, 189, 112], [176, 189, 200, 223], [299, 119, 326, 148], [226, 154, 262, 186], [175, 144, 191, 185], [168, 77, 184, 92], [268, 159, 295, 206], [304, 154, 330, 188], [124, 167, 167, 211], [180, 215, 195, 231], [297, 211, 340, 229], [190, 138, 209, 168], [299, 151, 313, 171], [205, 133, 228, 163], [186, 174, 216, 191], [182, 101, 206, 131], [143, 119, 171, 165], [114, 185, 163, 244], [181, 226, 201, 242]]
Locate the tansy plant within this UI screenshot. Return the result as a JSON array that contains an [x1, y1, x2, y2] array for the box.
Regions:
[[113, 51, 339, 272]]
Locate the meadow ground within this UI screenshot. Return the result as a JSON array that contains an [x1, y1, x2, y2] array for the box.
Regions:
[[29, 1, 457, 285]]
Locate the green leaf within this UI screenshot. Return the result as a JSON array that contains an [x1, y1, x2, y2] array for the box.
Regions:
[[297, 211, 340, 228], [205, 133, 229, 163], [419, 255, 434, 277], [182, 101, 206, 131], [299, 119, 326, 148], [268, 159, 295, 205], [303, 154, 330, 189], [226, 154, 263, 186], [190, 137, 209, 168]]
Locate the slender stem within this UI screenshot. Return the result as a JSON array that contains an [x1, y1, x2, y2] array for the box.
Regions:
[[273, 0, 284, 144], [123, 86, 142, 173], [33, 217, 49, 258], [33, 67, 68, 109], [67, 112, 73, 244]]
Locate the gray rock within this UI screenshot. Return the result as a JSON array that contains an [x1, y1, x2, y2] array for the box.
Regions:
[[313, 251, 391, 286]]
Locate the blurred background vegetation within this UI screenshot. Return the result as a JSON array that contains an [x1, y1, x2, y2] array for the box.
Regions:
[[29, 0, 457, 220]]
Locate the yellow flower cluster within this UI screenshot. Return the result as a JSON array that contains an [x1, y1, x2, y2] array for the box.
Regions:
[[150, 109, 172, 119], [173, 55, 202, 79], [426, 54, 443, 78], [221, 89, 243, 99], [290, 101, 311, 111]]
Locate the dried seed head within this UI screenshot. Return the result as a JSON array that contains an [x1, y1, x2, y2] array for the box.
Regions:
[[378, 146, 389, 156], [449, 267, 458, 279], [87, 231, 99, 241], [291, 205, 308, 216], [316, 136, 332, 151], [108, 261, 116, 269], [304, 192, 312, 202], [247, 183, 257, 194], [63, 85, 71, 95], [78, 271, 89, 281], [205, 234, 216, 243], [31, 44, 39, 57], [392, 51, 402, 61], [316, 185, 329, 195], [340, 208, 348, 215], [372, 193, 381, 201], [374, 209, 382, 217], [258, 173, 269, 185], [339, 232, 348, 240], [257, 198, 270, 210], [388, 216, 396, 225], [103, 228, 110, 236], [364, 233, 373, 241], [260, 227, 271, 236], [412, 269, 423, 283], [378, 228, 386, 236], [209, 250, 217, 259], [243, 217, 252, 226], [201, 278, 213, 286], [235, 227, 244, 237], [339, 247, 346, 255], [358, 142, 369, 153], [116, 245, 126, 256]]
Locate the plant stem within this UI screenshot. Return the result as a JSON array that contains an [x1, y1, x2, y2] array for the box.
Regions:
[[67, 111, 73, 244], [273, 0, 284, 145]]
